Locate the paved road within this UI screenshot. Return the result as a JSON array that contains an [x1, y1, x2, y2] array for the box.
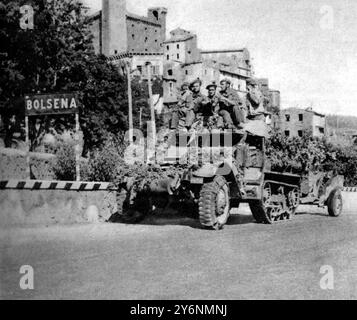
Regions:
[[1, 205, 357, 300]]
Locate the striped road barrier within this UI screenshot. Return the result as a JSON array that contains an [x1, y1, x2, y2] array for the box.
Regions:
[[0, 180, 116, 191]]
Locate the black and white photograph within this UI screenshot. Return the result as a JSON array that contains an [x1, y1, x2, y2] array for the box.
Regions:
[[1, 0, 357, 304]]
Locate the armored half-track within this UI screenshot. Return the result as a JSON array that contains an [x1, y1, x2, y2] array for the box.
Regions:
[[147, 128, 344, 230]]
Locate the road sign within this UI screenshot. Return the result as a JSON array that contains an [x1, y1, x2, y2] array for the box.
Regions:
[[24, 93, 79, 116]]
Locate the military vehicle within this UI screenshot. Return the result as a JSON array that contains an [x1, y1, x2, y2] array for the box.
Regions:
[[149, 127, 344, 230]]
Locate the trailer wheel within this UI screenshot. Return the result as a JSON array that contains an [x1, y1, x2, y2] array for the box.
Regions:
[[198, 176, 230, 230], [327, 188, 343, 217]]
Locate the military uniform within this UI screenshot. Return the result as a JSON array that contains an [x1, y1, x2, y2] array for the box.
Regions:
[[218, 82, 246, 128], [201, 83, 221, 128], [173, 82, 195, 129], [246, 78, 265, 121]]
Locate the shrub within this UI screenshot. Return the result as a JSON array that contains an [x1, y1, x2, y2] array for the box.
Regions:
[[267, 128, 357, 186], [82, 133, 127, 182], [266, 129, 326, 174], [52, 143, 77, 181]]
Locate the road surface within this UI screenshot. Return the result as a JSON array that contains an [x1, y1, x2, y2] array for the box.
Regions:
[[1, 205, 357, 299]]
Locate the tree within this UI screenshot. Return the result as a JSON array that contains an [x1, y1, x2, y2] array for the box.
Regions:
[[0, 0, 132, 153]]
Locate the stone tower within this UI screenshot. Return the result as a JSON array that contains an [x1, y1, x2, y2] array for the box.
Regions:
[[148, 7, 167, 43], [102, 0, 128, 56]]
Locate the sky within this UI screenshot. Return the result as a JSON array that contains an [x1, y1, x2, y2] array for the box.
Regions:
[[84, 0, 357, 116]]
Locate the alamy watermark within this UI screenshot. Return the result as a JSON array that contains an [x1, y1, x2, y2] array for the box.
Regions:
[[319, 265, 334, 290], [19, 5, 34, 30], [19, 265, 34, 290]]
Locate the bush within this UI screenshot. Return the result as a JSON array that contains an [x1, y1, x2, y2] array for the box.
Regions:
[[52, 143, 77, 181], [266, 129, 326, 174], [84, 134, 127, 182], [266, 128, 357, 186]]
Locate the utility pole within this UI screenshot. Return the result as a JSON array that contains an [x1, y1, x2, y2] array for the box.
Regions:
[[126, 61, 133, 143], [146, 62, 155, 130], [146, 62, 156, 163]]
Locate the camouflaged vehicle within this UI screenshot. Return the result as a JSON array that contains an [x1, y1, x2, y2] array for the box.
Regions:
[[151, 126, 344, 230]]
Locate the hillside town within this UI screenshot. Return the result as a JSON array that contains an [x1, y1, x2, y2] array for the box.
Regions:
[[1, 0, 357, 302]]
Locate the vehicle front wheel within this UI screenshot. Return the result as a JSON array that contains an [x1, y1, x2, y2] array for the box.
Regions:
[[198, 176, 230, 230], [327, 188, 343, 217]]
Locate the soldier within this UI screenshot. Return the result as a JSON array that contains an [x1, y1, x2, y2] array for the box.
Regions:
[[246, 78, 265, 121], [175, 81, 195, 130], [201, 83, 223, 128], [190, 78, 209, 112], [244, 78, 270, 138], [217, 78, 246, 129], [202, 83, 219, 116]]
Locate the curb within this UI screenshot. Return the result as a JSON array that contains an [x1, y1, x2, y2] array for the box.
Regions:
[[0, 180, 116, 191]]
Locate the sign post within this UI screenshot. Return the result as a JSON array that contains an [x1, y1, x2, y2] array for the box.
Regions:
[[126, 62, 133, 143], [24, 93, 80, 181], [25, 115, 30, 179], [75, 113, 80, 181]]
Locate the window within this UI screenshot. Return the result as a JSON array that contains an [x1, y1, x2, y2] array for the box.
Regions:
[[167, 45, 169, 50], [168, 69, 173, 76], [152, 10, 159, 20], [299, 114, 303, 121], [285, 114, 290, 122], [177, 53, 180, 59], [319, 127, 325, 134], [177, 44, 179, 49], [188, 50, 191, 54], [285, 130, 290, 137], [169, 82, 173, 94], [166, 55, 169, 60], [185, 70, 188, 75], [137, 65, 142, 73], [144, 37, 148, 43], [298, 130, 303, 137], [132, 34, 135, 39], [114, 50, 118, 54]]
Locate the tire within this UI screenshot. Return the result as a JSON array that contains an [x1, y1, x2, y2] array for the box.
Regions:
[[327, 188, 343, 217], [198, 176, 230, 230]]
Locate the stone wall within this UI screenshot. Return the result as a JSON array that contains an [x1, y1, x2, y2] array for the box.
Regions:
[[0, 185, 118, 228], [0, 148, 55, 180]]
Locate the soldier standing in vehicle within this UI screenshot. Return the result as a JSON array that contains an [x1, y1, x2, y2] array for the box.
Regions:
[[244, 78, 270, 138], [217, 79, 246, 129], [175, 81, 195, 130], [246, 78, 265, 121]]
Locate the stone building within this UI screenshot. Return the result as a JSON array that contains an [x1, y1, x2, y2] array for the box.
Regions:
[[162, 28, 255, 108], [274, 107, 327, 138], [88, 0, 167, 76]]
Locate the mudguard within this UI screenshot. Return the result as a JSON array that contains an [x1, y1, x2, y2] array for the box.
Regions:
[[321, 174, 344, 203], [193, 158, 239, 179]]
